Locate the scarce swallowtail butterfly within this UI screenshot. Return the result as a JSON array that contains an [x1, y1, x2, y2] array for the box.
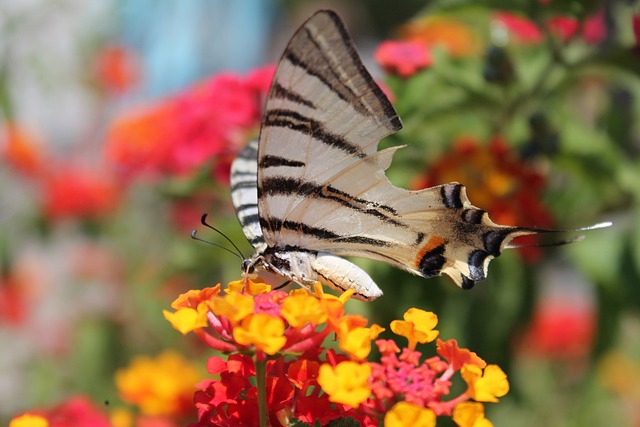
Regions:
[[228, 10, 594, 301]]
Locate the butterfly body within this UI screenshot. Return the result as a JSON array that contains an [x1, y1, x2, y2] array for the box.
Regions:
[[229, 10, 538, 301]]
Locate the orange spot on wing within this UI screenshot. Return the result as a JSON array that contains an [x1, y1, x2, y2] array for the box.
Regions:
[[415, 236, 447, 265]]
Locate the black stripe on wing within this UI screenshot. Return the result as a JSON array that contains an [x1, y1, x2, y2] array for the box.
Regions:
[[260, 217, 391, 247], [259, 176, 403, 227], [263, 109, 367, 159]]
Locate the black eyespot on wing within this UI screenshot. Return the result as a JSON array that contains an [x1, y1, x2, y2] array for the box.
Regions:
[[467, 250, 488, 281], [483, 229, 514, 256], [462, 208, 485, 224], [418, 244, 446, 278], [441, 184, 464, 209], [461, 276, 476, 290]]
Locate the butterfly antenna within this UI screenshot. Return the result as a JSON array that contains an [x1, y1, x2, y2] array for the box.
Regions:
[[191, 213, 245, 260], [191, 230, 244, 260]]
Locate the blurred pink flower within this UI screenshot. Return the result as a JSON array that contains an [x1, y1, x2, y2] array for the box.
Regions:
[[495, 10, 607, 45], [547, 16, 580, 42], [494, 12, 543, 44], [18, 396, 111, 427], [583, 10, 606, 44], [105, 66, 275, 180], [374, 40, 433, 78]]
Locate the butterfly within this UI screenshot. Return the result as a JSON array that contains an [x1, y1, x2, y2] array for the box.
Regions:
[[227, 10, 604, 301]]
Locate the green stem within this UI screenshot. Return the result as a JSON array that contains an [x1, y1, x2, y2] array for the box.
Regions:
[[256, 357, 267, 427]]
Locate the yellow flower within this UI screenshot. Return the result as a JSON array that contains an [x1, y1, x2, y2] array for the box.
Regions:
[[110, 407, 134, 427], [384, 401, 436, 427], [318, 361, 371, 408], [227, 278, 271, 295], [453, 402, 493, 427], [162, 302, 208, 334], [281, 293, 327, 327], [9, 414, 49, 427], [339, 324, 385, 360], [233, 313, 286, 355], [461, 364, 509, 402], [115, 351, 199, 417], [313, 282, 354, 303], [391, 308, 439, 349], [210, 291, 255, 324]]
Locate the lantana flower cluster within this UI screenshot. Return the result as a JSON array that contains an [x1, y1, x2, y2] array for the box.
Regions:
[[163, 279, 510, 426]]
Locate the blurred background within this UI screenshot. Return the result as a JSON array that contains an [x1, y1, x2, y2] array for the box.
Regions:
[[1, 0, 639, 426]]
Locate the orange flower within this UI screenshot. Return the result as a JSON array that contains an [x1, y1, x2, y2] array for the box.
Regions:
[[0, 123, 44, 177], [93, 44, 139, 94], [399, 16, 478, 56], [104, 102, 175, 178]]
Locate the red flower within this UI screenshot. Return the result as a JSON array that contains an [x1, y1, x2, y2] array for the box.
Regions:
[[93, 44, 139, 94], [41, 165, 121, 221], [375, 40, 433, 78], [517, 294, 596, 360], [0, 276, 26, 325], [633, 14, 640, 45], [494, 12, 543, 44]]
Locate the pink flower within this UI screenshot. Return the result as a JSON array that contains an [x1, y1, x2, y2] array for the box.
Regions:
[[547, 16, 580, 42], [374, 40, 433, 78], [494, 12, 543, 44], [583, 10, 606, 44], [105, 67, 269, 179]]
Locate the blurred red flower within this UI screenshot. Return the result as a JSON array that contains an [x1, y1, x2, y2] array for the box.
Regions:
[[93, 44, 139, 94], [105, 66, 275, 180], [24, 396, 111, 427], [415, 135, 553, 261], [517, 295, 596, 360], [374, 40, 433, 78], [0, 123, 45, 177], [41, 165, 121, 221], [0, 276, 26, 325]]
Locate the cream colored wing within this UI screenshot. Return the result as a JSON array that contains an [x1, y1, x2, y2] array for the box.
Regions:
[[256, 10, 536, 289]]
